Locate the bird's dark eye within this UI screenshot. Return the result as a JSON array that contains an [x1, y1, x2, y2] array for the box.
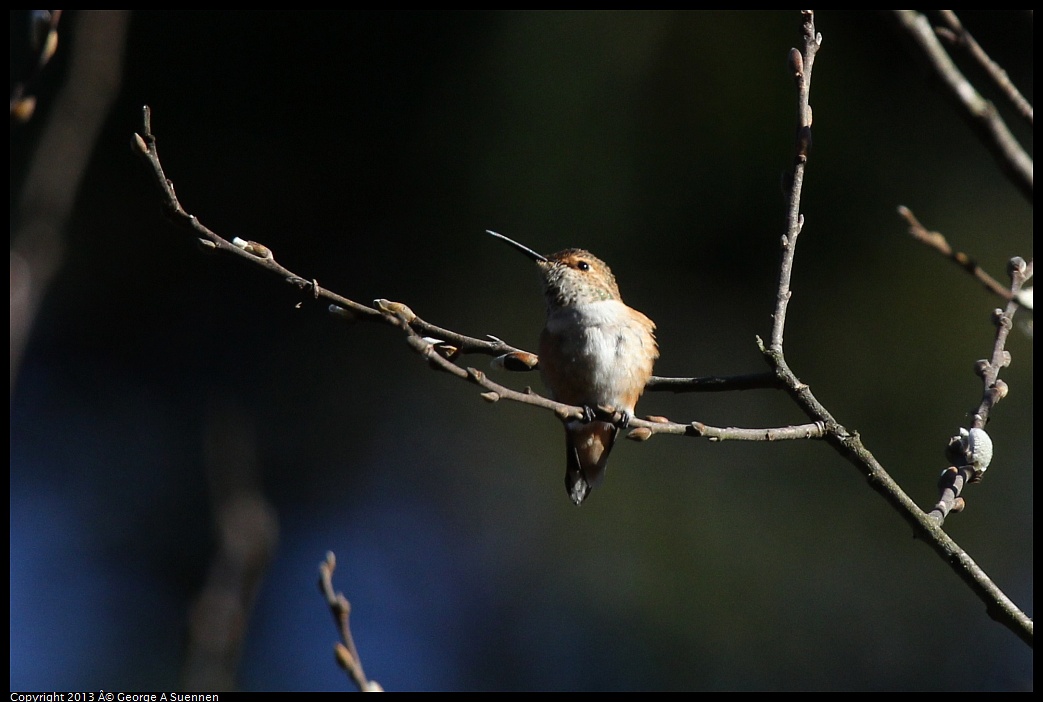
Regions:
[[577, 261, 590, 271]]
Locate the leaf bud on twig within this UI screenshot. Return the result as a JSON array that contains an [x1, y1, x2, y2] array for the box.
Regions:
[[990, 379, 1008, 401], [40, 29, 59, 65], [328, 304, 357, 322], [132, 132, 149, 154], [11, 96, 36, 123], [626, 427, 653, 441], [373, 299, 416, 324], [954, 427, 993, 482], [788, 47, 804, 79], [492, 351, 539, 372]]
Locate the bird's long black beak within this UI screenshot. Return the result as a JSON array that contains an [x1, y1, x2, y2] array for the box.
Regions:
[[487, 230, 548, 263]]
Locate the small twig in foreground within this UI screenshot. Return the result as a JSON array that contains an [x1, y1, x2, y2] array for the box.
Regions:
[[319, 552, 383, 692], [897, 205, 1019, 304]]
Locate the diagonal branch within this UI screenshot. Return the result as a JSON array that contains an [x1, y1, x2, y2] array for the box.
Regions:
[[934, 10, 1033, 126], [897, 205, 1019, 303], [763, 11, 1031, 648], [931, 257, 1033, 521], [134, 106, 822, 446], [888, 10, 1032, 202]]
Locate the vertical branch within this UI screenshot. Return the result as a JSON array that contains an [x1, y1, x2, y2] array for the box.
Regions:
[[183, 402, 279, 691], [319, 552, 383, 692], [759, 12, 1033, 648], [10, 10, 131, 394], [9, 10, 63, 122], [770, 11, 821, 351]]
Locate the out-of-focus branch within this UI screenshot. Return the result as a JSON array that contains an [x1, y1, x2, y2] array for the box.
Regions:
[[888, 10, 1032, 202], [897, 205, 1023, 304], [9, 10, 63, 122], [319, 552, 383, 692], [10, 10, 131, 395], [183, 402, 279, 691], [934, 10, 1033, 126]]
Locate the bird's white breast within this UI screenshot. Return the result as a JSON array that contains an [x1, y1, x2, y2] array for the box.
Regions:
[[544, 300, 655, 411]]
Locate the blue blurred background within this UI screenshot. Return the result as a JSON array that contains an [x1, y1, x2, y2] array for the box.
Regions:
[[11, 11, 1032, 691]]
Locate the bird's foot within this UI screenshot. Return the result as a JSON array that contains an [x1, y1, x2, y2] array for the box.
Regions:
[[587, 404, 632, 428]]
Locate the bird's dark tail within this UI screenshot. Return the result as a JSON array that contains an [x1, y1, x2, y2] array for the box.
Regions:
[[564, 421, 618, 505]]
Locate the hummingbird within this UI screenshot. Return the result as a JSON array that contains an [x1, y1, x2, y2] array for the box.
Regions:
[[488, 231, 658, 505]]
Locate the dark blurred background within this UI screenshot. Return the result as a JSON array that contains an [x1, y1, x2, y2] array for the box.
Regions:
[[10, 11, 1032, 691]]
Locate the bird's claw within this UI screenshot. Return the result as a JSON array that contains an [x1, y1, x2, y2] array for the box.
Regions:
[[583, 404, 631, 428]]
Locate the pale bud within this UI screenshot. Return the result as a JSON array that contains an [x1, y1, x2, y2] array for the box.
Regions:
[[40, 29, 58, 65], [328, 304, 357, 322], [958, 427, 993, 476], [1007, 256, 1027, 278], [132, 132, 149, 154], [492, 351, 539, 372], [991, 379, 1008, 401], [788, 48, 804, 79], [373, 299, 416, 324], [626, 427, 653, 441], [1014, 287, 1032, 310], [11, 96, 37, 123]]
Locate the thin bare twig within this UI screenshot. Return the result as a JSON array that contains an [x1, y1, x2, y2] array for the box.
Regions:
[[319, 552, 383, 692], [762, 11, 1032, 648], [646, 372, 784, 392], [931, 258, 1034, 521], [897, 205, 1017, 303], [934, 10, 1033, 126], [888, 10, 1032, 202], [133, 106, 823, 446], [768, 14, 818, 351]]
